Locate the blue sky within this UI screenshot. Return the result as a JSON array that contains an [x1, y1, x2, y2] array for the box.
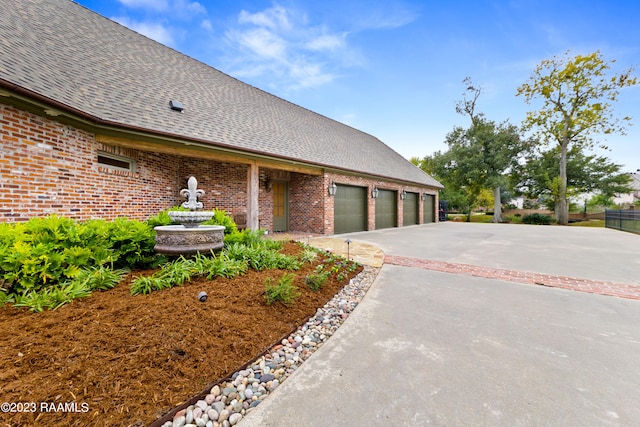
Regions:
[[75, 0, 640, 172]]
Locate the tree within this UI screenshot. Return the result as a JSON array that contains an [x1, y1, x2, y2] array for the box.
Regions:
[[416, 79, 529, 222], [455, 79, 529, 222], [515, 145, 632, 209], [418, 120, 525, 221], [516, 51, 637, 224]]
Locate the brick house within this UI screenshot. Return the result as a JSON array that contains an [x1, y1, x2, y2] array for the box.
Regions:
[[0, 0, 442, 234]]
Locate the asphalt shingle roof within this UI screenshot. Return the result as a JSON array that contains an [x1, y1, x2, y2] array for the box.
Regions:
[[0, 0, 442, 188]]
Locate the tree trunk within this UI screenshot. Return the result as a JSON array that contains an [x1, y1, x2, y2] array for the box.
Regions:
[[557, 140, 569, 225], [492, 186, 502, 223]]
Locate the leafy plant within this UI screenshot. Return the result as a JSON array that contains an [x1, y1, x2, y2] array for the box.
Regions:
[[129, 276, 168, 296], [264, 273, 299, 305], [299, 248, 318, 263], [201, 253, 247, 279], [203, 209, 239, 235], [0, 289, 12, 307], [129, 251, 248, 295], [223, 229, 265, 246], [522, 213, 554, 225], [72, 266, 129, 291], [106, 218, 159, 269], [305, 270, 330, 291], [224, 242, 299, 271], [145, 210, 173, 228], [0, 215, 158, 307], [13, 281, 92, 312]]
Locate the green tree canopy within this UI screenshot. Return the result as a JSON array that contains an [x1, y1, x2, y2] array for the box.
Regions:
[[514, 145, 632, 209], [418, 118, 526, 221], [516, 50, 637, 224]]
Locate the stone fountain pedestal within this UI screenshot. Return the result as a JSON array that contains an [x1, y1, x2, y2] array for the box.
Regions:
[[154, 224, 225, 255]]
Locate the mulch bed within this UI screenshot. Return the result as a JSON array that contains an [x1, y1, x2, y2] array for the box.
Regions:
[[0, 242, 362, 426]]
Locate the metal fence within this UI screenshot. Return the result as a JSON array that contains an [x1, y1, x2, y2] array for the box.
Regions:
[[438, 200, 449, 222], [605, 209, 640, 235]]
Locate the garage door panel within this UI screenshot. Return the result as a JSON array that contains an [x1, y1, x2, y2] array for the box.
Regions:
[[423, 194, 435, 223], [334, 185, 367, 234], [403, 192, 419, 226], [375, 189, 397, 229]]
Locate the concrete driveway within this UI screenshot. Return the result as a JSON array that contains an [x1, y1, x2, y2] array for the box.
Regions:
[[242, 223, 640, 426]]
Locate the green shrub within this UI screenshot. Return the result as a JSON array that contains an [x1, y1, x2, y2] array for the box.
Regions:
[[145, 210, 173, 228], [130, 276, 168, 296], [13, 281, 92, 312], [0, 215, 161, 308], [0, 289, 12, 307], [72, 266, 129, 291], [0, 216, 113, 294], [129, 251, 248, 295], [224, 242, 299, 271], [264, 273, 299, 305], [201, 253, 248, 279], [522, 213, 554, 225], [299, 243, 318, 264], [223, 229, 265, 246], [203, 209, 238, 235], [305, 270, 330, 291], [106, 217, 159, 269]]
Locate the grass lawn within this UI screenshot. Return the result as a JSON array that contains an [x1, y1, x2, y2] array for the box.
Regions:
[[569, 219, 605, 227]]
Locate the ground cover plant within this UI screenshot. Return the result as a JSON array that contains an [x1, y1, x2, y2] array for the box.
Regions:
[[0, 215, 362, 427]]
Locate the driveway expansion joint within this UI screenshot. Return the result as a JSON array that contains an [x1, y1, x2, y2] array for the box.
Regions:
[[384, 254, 640, 301]]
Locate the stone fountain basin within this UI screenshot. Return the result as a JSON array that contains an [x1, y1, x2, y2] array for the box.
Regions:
[[168, 211, 214, 228], [154, 225, 225, 255]]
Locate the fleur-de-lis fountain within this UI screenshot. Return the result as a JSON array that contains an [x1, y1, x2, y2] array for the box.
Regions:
[[180, 176, 205, 211], [168, 176, 214, 228], [155, 176, 225, 255]]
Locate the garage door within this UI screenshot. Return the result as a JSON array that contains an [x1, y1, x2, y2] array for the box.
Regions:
[[334, 184, 368, 234], [423, 194, 435, 223], [403, 192, 419, 226], [375, 189, 397, 229]]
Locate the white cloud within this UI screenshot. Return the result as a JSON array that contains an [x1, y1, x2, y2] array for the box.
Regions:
[[201, 19, 212, 31], [305, 33, 346, 51], [223, 2, 416, 91], [289, 62, 336, 89], [224, 4, 353, 91], [113, 16, 175, 46], [234, 28, 287, 60], [238, 5, 292, 31]]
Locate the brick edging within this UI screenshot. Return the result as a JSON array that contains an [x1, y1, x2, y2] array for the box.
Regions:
[[384, 255, 640, 301]]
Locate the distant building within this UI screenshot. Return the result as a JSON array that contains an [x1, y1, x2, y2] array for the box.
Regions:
[[613, 172, 640, 207]]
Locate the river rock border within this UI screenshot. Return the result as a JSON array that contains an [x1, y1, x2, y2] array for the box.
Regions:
[[160, 265, 379, 427]]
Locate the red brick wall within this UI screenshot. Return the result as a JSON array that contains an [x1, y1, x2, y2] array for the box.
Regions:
[[289, 172, 324, 233], [0, 103, 250, 223], [178, 158, 248, 216], [0, 104, 182, 221]]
